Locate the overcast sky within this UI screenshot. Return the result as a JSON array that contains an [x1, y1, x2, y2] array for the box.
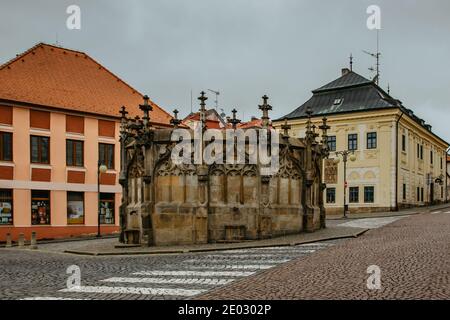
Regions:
[[1, 0, 449, 142]]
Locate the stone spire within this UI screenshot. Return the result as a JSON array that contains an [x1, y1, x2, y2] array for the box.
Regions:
[[170, 109, 182, 129], [281, 117, 291, 139], [139, 95, 153, 128], [258, 95, 272, 129], [228, 108, 241, 129], [198, 91, 208, 129]]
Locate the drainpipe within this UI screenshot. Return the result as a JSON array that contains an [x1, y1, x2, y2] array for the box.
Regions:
[[395, 110, 404, 211], [446, 147, 450, 203]]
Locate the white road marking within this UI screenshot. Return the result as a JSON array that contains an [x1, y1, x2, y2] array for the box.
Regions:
[[338, 216, 404, 229], [132, 270, 255, 277], [101, 277, 235, 286], [183, 259, 290, 264], [431, 211, 441, 214], [187, 264, 275, 270], [60, 285, 205, 296]]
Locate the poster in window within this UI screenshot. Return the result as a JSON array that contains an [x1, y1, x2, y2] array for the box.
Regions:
[[100, 201, 114, 224], [67, 200, 84, 224], [31, 200, 50, 225], [0, 201, 12, 224]]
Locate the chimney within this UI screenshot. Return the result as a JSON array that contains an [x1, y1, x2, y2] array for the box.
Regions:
[[341, 68, 351, 76], [251, 116, 258, 121]]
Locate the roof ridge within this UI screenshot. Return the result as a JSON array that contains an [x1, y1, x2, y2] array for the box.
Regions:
[[312, 70, 372, 93]]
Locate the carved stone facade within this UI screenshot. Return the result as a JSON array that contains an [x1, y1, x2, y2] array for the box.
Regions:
[[118, 94, 330, 246]]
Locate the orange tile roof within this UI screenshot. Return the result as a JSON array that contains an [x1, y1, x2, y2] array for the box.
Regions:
[[0, 43, 172, 125]]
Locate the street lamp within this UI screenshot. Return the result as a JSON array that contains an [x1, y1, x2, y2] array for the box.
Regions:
[[97, 161, 108, 237], [333, 151, 356, 218]]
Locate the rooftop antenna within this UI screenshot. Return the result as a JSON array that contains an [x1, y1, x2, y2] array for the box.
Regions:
[[190, 89, 193, 113], [207, 89, 220, 110], [349, 53, 353, 71], [55, 32, 60, 46], [387, 83, 390, 95], [363, 29, 381, 85]]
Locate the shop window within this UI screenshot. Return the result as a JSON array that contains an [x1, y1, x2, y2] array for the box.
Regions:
[[100, 193, 115, 224], [31, 190, 50, 225], [67, 192, 84, 224], [0, 189, 13, 225]]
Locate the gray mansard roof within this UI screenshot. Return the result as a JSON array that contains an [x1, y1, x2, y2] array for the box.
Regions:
[[281, 70, 400, 120]]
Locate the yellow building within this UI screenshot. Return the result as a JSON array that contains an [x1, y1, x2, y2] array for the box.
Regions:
[[273, 68, 449, 215]]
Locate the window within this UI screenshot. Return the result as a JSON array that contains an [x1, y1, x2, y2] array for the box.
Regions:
[[99, 143, 114, 169], [430, 151, 433, 164], [30, 136, 50, 164], [31, 190, 50, 225], [420, 145, 423, 160], [417, 187, 420, 202], [66, 140, 84, 167], [327, 136, 336, 152], [100, 193, 115, 224], [67, 192, 84, 224], [366, 132, 377, 149], [364, 186, 375, 203], [0, 132, 12, 161], [326, 188, 336, 203], [421, 188, 424, 202], [441, 186, 444, 199], [333, 98, 342, 105], [441, 157, 443, 170], [0, 189, 13, 225], [402, 135, 406, 152], [403, 184, 406, 200], [348, 134, 358, 151], [349, 187, 359, 203], [417, 144, 420, 158]]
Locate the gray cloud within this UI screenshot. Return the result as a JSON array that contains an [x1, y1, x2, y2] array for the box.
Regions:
[[1, 0, 449, 141]]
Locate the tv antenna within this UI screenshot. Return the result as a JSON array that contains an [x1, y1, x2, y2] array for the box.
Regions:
[[207, 89, 220, 110], [363, 29, 381, 85]]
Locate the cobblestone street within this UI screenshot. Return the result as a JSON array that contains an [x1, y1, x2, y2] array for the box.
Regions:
[[0, 211, 448, 300], [198, 209, 450, 300]]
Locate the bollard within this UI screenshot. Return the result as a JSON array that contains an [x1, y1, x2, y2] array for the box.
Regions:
[[30, 231, 38, 250], [6, 233, 12, 248], [18, 233, 25, 248]]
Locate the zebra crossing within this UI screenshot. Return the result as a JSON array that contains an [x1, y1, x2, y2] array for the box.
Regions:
[[22, 241, 337, 300]]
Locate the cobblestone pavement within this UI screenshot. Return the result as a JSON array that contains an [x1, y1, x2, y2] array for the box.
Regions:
[[0, 239, 342, 300], [0, 212, 423, 300], [198, 210, 450, 300]]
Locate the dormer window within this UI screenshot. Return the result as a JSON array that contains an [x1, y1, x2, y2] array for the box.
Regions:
[[333, 98, 343, 105]]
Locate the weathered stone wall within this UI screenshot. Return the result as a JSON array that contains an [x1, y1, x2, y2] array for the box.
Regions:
[[118, 96, 329, 246]]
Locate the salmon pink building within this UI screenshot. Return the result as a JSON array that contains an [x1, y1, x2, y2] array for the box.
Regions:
[[0, 43, 172, 241]]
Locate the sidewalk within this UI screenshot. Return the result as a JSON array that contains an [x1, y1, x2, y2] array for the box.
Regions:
[[327, 202, 450, 220], [31, 225, 367, 256]]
